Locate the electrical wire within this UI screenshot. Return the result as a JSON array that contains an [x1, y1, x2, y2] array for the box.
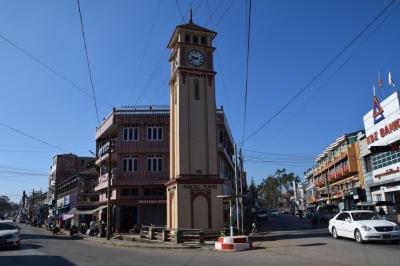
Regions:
[[132, 0, 162, 106], [175, 0, 186, 23], [244, 0, 399, 144], [241, 0, 252, 146], [0, 33, 113, 107], [0, 121, 65, 152], [76, 0, 101, 125]]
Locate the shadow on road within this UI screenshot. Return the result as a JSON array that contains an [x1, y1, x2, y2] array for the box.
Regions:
[[296, 242, 326, 247], [0, 255, 76, 266], [21, 233, 78, 241], [250, 231, 331, 242]]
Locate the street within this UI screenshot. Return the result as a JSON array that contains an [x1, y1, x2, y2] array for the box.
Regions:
[[0, 214, 399, 266]]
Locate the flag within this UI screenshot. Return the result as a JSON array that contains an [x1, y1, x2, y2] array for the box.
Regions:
[[378, 72, 383, 88], [373, 85, 376, 96], [389, 72, 395, 87]]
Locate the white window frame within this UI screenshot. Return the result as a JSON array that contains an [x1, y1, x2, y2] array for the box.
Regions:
[[123, 126, 139, 141], [147, 155, 163, 172], [122, 155, 138, 172], [147, 125, 163, 141]]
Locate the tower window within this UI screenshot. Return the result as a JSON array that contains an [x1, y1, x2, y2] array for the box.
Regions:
[[193, 35, 198, 44], [201, 36, 207, 45], [185, 34, 190, 42], [194, 79, 200, 100]]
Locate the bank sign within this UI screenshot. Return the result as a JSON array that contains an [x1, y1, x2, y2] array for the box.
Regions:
[[363, 92, 400, 148]]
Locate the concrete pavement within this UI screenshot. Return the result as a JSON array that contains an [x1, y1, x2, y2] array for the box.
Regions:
[[0, 215, 399, 266]]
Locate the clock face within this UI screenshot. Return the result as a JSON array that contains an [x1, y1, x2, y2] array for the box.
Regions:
[[187, 50, 205, 67]]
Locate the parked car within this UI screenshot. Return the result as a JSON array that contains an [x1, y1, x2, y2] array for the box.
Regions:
[[0, 220, 21, 249], [256, 209, 269, 219], [315, 205, 340, 224], [268, 208, 279, 217], [328, 210, 400, 244]]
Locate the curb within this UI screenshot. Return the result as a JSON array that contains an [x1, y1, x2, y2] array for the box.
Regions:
[[82, 237, 202, 250]]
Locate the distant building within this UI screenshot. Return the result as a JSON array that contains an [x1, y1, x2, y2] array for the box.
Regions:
[[47, 154, 94, 210], [312, 131, 365, 210], [55, 160, 98, 227]]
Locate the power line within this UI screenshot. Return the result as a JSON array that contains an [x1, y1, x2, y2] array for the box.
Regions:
[[0, 121, 65, 152], [175, 0, 186, 23], [244, 0, 399, 144], [76, 0, 101, 125], [0, 33, 113, 107], [255, 1, 400, 151], [131, 0, 162, 105], [204, 0, 224, 26], [214, 0, 238, 27], [240, 0, 252, 146]]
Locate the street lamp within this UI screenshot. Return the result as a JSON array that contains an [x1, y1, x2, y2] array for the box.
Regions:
[[217, 194, 247, 237]]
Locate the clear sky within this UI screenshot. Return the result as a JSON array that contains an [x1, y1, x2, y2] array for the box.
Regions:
[[1, 0, 399, 202]]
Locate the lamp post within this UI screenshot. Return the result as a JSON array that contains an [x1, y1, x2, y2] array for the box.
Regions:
[[217, 194, 247, 237]]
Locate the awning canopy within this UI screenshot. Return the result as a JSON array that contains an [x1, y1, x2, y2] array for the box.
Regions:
[[66, 205, 107, 215]]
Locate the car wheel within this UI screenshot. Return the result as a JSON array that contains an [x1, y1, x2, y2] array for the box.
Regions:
[[390, 240, 399, 244], [332, 227, 339, 239], [354, 229, 364, 244]]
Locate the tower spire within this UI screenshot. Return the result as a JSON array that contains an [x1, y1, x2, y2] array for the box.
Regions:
[[189, 7, 193, 23]]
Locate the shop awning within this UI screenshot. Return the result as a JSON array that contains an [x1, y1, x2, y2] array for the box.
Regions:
[[66, 205, 107, 215]]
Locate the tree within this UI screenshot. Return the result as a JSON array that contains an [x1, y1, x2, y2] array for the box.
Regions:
[[0, 195, 19, 217], [257, 176, 280, 208], [256, 169, 301, 208]]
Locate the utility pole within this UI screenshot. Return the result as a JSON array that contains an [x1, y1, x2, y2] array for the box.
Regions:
[[239, 149, 244, 234], [234, 144, 239, 232], [106, 138, 113, 240], [32, 189, 34, 220]]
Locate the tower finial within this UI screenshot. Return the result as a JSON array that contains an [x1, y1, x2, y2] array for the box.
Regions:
[[189, 7, 193, 23]]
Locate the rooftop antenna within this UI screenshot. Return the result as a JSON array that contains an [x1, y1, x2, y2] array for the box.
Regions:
[[189, 7, 193, 23]]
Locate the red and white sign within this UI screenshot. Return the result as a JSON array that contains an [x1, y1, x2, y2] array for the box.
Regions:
[[364, 92, 400, 148]]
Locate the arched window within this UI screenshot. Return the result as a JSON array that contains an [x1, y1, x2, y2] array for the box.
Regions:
[[194, 79, 200, 100]]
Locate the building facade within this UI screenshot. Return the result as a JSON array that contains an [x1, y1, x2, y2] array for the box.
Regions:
[[56, 161, 99, 227], [93, 106, 236, 232], [312, 131, 366, 210], [95, 107, 170, 232], [363, 91, 400, 220], [47, 154, 94, 211]]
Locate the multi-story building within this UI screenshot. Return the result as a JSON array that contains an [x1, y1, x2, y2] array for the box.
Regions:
[[312, 131, 365, 210], [56, 160, 99, 227], [95, 106, 170, 232], [47, 154, 94, 211], [94, 106, 236, 232], [362, 91, 400, 221], [304, 168, 317, 206]]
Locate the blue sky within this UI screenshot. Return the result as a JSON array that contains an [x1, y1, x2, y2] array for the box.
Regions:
[[0, 0, 399, 202]]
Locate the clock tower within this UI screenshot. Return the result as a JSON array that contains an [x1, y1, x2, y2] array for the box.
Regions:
[[166, 11, 223, 230]]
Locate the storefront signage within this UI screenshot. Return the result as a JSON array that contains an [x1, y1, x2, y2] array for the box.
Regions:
[[57, 198, 64, 208], [382, 185, 400, 192], [183, 184, 217, 190], [363, 92, 400, 148], [375, 166, 400, 179], [64, 195, 70, 206], [367, 118, 400, 145]]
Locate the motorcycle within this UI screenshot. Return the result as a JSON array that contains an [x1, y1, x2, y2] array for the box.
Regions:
[[70, 225, 78, 237]]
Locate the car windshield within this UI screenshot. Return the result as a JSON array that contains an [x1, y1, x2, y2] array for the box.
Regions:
[[0, 223, 18, 230], [351, 212, 382, 221]]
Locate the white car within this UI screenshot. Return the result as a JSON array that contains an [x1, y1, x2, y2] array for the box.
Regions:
[[328, 210, 400, 244], [0, 220, 21, 248]]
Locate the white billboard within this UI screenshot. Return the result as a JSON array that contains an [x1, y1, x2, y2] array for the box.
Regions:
[[363, 91, 400, 148]]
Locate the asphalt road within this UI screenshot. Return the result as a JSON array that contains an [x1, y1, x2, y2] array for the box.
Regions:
[[0, 215, 399, 266]]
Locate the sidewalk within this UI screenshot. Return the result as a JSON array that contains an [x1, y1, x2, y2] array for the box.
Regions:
[[82, 236, 207, 250]]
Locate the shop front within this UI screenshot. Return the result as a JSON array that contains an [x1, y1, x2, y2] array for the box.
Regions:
[[363, 91, 400, 222]]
